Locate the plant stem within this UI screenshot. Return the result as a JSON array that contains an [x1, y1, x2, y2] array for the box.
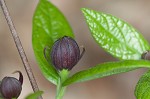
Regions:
[[56, 70, 69, 99], [56, 78, 67, 99], [0, 0, 43, 99], [56, 86, 67, 99]]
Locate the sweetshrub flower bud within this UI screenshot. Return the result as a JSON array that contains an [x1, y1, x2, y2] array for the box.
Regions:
[[142, 51, 150, 60], [51, 36, 85, 71], [0, 71, 23, 99]]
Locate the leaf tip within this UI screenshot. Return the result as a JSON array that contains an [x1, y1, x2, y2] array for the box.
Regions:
[[81, 8, 86, 11], [25, 91, 44, 99], [81, 8, 88, 14]]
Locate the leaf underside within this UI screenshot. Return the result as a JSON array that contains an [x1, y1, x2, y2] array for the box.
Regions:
[[63, 60, 150, 86]]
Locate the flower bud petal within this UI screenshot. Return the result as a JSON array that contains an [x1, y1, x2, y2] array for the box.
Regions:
[[51, 36, 84, 71], [13, 71, 23, 85]]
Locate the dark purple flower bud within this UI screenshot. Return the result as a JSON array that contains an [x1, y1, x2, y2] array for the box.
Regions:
[[0, 71, 23, 99], [51, 36, 85, 71]]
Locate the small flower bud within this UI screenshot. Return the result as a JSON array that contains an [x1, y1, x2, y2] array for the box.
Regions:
[[142, 51, 150, 60], [0, 71, 23, 99], [51, 36, 85, 71]]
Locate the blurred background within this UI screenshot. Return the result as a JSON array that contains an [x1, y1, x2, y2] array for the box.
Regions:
[[0, 0, 150, 99]]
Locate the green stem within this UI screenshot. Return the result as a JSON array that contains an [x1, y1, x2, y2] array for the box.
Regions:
[[56, 85, 66, 99], [56, 69, 69, 99]]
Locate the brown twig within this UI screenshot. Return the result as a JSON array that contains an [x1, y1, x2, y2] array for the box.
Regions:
[[0, 0, 43, 98]]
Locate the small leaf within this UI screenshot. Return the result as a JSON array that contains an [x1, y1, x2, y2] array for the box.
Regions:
[[82, 8, 150, 60], [63, 60, 150, 86], [32, 0, 74, 85], [25, 91, 43, 99], [135, 70, 150, 99]]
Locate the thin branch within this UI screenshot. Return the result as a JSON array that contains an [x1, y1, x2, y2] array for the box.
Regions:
[[0, 0, 43, 99]]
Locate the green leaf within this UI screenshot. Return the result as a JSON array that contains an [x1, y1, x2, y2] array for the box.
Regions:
[[135, 70, 150, 99], [32, 0, 74, 85], [82, 8, 150, 60], [63, 60, 150, 86], [25, 91, 43, 99]]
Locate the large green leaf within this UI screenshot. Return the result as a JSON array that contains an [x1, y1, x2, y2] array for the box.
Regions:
[[82, 8, 150, 60], [32, 0, 74, 85], [63, 60, 150, 86], [135, 70, 150, 99]]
